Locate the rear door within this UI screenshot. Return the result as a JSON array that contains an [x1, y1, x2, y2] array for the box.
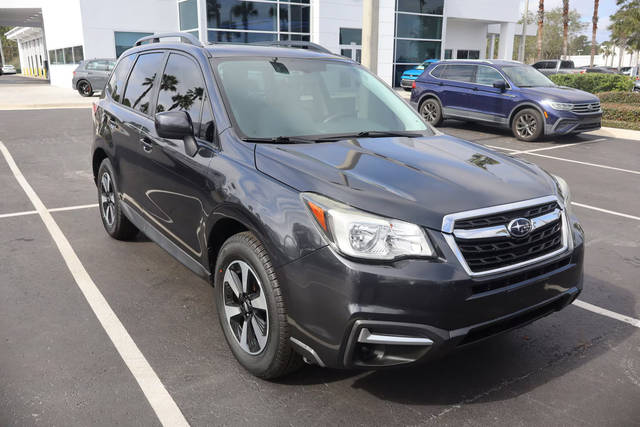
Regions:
[[139, 52, 216, 262], [439, 64, 476, 114]]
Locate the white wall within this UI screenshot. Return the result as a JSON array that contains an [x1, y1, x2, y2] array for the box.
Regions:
[[311, 0, 362, 55], [446, 0, 520, 23], [444, 19, 488, 60], [78, 0, 178, 60], [569, 53, 639, 68]]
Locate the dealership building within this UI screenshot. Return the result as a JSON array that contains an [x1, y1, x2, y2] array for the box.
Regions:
[[2, 0, 529, 88]]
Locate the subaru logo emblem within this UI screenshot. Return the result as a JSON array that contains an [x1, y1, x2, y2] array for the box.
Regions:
[[508, 218, 532, 238]]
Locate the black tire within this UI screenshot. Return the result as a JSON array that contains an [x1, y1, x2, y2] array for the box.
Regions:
[[512, 108, 544, 142], [97, 158, 138, 240], [77, 80, 94, 97], [214, 231, 303, 379], [403, 87, 412, 92], [420, 98, 443, 126]]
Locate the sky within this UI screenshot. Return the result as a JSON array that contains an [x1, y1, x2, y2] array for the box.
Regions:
[[523, 0, 619, 43]]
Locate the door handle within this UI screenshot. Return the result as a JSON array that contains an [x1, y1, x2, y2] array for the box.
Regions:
[[140, 137, 153, 153], [472, 87, 478, 91]]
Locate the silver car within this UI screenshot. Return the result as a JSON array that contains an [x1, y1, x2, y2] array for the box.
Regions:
[[0, 64, 17, 75], [72, 59, 115, 97]]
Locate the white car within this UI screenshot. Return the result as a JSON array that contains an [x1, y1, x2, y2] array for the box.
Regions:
[[1, 64, 17, 75]]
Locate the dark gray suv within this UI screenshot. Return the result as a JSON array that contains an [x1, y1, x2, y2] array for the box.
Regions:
[[72, 59, 115, 96], [91, 33, 584, 379]]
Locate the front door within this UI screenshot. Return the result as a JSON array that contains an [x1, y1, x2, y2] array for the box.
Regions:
[[470, 65, 512, 124]]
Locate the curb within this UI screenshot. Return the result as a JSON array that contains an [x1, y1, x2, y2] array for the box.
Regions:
[[0, 104, 93, 111], [591, 126, 640, 141]]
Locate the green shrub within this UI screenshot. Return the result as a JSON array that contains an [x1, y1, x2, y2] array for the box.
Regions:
[[601, 103, 640, 123], [596, 91, 640, 104], [549, 73, 634, 93]]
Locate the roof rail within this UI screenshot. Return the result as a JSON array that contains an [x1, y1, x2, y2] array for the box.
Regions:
[[134, 32, 203, 48], [249, 40, 332, 54]]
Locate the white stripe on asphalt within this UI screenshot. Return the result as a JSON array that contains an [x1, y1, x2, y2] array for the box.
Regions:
[[509, 138, 607, 155], [573, 300, 640, 328], [571, 202, 640, 221], [0, 203, 98, 220], [0, 141, 189, 427], [485, 144, 640, 176]]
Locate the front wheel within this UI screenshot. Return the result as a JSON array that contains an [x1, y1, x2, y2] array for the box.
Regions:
[[512, 108, 544, 141], [215, 232, 302, 379], [420, 98, 443, 126]]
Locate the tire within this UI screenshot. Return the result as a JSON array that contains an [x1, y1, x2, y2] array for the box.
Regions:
[[512, 108, 544, 142], [77, 80, 94, 97], [403, 87, 412, 92], [420, 98, 443, 127], [97, 158, 138, 240], [214, 231, 303, 379]]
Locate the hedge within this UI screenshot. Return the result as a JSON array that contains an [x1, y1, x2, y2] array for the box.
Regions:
[[596, 91, 640, 104], [549, 73, 634, 93], [600, 103, 640, 123]]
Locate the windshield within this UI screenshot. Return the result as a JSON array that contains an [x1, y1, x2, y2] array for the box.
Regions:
[[501, 65, 556, 88], [213, 57, 430, 140]]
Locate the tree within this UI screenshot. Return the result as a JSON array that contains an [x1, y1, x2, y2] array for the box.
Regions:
[[609, 1, 640, 70], [590, 0, 599, 67], [537, 0, 544, 60], [532, 7, 587, 60], [600, 41, 613, 66], [562, 0, 569, 58], [0, 26, 20, 68]]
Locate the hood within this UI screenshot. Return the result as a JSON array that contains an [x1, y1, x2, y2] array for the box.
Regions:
[[520, 86, 599, 103], [255, 135, 557, 231]]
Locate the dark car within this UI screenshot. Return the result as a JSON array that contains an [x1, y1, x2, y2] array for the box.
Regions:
[[91, 33, 584, 379], [72, 58, 116, 96], [411, 60, 602, 141]]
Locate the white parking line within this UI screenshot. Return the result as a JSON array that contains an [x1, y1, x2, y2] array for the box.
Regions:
[[571, 202, 640, 221], [573, 300, 640, 328], [0, 203, 98, 220], [509, 138, 606, 155], [0, 141, 189, 427]]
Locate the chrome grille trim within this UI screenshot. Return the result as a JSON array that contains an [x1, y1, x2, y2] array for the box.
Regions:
[[571, 102, 601, 114], [453, 209, 561, 240], [442, 196, 571, 277]]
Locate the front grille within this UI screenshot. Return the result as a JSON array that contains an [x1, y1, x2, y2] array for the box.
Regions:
[[454, 201, 558, 229], [575, 121, 601, 131], [571, 102, 600, 113]]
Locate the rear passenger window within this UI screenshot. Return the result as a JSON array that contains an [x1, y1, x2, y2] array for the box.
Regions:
[[86, 61, 99, 70], [475, 66, 504, 85], [106, 54, 135, 103], [430, 64, 445, 78], [442, 64, 475, 83], [122, 53, 164, 115], [155, 53, 205, 132]]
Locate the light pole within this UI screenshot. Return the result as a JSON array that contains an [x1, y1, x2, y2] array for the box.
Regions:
[[518, 0, 529, 62]]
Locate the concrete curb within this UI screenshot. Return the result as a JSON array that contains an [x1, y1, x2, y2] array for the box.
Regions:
[[591, 127, 640, 141], [0, 104, 92, 110]]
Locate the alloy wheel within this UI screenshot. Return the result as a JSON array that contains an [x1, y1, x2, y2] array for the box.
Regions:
[[100, 172, 116, 227], [515, 113, 537, 138], [223, 260, 269, 355], [421, 101, 438, 123], [79, 81, 91, 95]]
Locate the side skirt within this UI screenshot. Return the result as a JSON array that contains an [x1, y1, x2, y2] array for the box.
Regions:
[[120, 201, 211, 283]]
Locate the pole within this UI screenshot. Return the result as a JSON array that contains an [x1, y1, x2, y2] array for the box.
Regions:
[[361, 0, 379, 74], [0, 35, 6, 66], [518, 0, 529, 62]]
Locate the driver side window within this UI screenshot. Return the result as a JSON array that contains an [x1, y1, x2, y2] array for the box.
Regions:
[[475, 66, 505, 86]]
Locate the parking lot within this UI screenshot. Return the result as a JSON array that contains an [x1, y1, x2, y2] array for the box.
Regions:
[[1, 101, 639, 425]]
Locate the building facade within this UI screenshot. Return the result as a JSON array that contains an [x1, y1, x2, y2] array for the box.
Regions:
[[4, 0, 525, 88]]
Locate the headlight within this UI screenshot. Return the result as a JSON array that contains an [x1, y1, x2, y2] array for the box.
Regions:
[[542, 100, 574, 111], [302, 193, 434, 260], [552, 174, 571, 208]]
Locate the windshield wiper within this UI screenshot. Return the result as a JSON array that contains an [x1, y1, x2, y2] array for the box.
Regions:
[[312, 130, 424, 142], [241, 136, 316, 144]]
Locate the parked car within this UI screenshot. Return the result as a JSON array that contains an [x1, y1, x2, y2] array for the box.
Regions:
[[0, 64, 17, 75], [92, 33, 584, 379], [532, 59, 577, 76], [411, 59, 602, 141], [400, 59, 439, 90], [578, 66, 615, 74], [72, 59, 116, 96]]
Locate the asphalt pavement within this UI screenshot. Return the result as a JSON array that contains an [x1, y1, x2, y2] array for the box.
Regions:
[[1, 107, 639, 426]]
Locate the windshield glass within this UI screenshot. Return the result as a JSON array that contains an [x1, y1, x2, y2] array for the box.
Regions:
[[213, 57, 430, 139], [501, 65, 556, 87]]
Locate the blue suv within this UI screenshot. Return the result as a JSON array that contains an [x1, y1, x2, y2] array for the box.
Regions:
[[410, 60, 602, 141]]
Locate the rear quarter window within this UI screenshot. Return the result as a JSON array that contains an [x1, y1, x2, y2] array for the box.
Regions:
[[106, 55, 135, 103], [430, 64, 445, 78]]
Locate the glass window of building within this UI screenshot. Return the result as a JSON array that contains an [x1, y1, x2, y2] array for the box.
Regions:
[[73, 46, 84, 62], [114, 32, 153, 58], [179, 0, 199, 31], [206, 0, 311, 45], [393, 0, 444, 87], [339, 28, 362, 63]]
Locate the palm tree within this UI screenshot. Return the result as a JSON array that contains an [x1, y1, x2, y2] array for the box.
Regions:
[[562, 0, 569, 59], [536, 0, 544, 60], [600, 41, 612, 66], [590, 0, 599, 67]]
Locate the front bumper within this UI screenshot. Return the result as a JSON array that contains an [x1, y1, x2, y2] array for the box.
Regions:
[[278, 219, 584, 369], [544, 109, 602, 135]]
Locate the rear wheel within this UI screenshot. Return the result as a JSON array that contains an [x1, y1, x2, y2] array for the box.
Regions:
[[512, 108, 543, 141], [77, 80, 93, 97], [97, 159, 138, 240], [214, 232, 302, 379], [420, 98, 443, 126]]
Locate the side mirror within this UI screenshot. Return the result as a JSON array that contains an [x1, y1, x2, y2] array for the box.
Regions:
[[493, 80, 507, 91], [155, 111, 198, 156]]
